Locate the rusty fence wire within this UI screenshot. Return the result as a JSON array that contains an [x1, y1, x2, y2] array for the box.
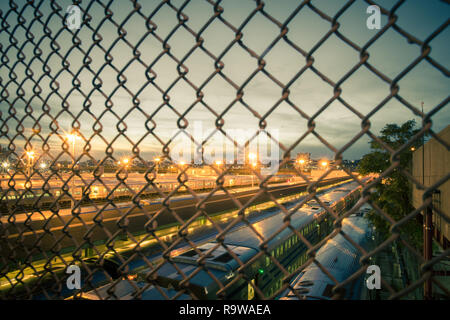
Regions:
[[0, 0, 449, 300]]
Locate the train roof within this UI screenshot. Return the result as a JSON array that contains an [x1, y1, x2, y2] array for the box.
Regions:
[[152, 242, 258, 297], [222, 206, 320, 250], [66, 279, 190, 300], [281, 213, 372, 300], [143, 181, 362, 298], [172, 242, 258, 272], [222, 181, 361, 251]]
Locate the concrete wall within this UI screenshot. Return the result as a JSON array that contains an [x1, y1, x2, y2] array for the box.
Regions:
[[412, 125, 450, 249]]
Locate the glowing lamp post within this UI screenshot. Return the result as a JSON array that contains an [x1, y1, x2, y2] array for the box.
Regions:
[[66, 132, 81, 207], [297, 159, 305, 172], [179, 161, 186, 174], [2, 161, 9, 177], [248, 152, 257, 164], [26, 151, 35, 177], [251, 162, 257, 187], [154, 157, 161, 174]]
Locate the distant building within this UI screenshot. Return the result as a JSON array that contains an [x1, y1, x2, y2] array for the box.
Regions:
[[412, 125, 450, 249]]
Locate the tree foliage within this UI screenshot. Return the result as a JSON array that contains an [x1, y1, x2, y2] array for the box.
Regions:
[[358, 120, 422, 248]]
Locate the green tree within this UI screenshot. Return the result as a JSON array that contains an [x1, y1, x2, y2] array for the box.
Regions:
[[358, 120, 422, 248]]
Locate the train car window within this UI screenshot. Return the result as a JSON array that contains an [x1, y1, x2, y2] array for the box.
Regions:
[[213, 252, 233, 263], [265, 256, 270, 267], [298, 281, 314, 287], [180, 249, 199, 257]]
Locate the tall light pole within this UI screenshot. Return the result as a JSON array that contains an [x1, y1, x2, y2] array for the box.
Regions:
[[298, 159, 305, 172], [122, 158, 130, 173], [66, 133, 80, 208], [248, 152, 257, 187], [26, 151, 35, 177], [2, 161, 9, 174], [248, 152, 257, 165], [179, 161, 186, 175], [251, 162, 257, 187], [154, 157, 161, 174]]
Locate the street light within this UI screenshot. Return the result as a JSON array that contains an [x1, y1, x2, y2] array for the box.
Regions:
[[65, 132, 81, 207], [179, 161, 186, 173], [154, 157, 161, 174], [248, 152, 258, 185], [321, 160, 328, 169], [297, 159, 305, 172], [26, 150, 35, 177], [2, 161, 9, 175], [251, 162, 257, 187]]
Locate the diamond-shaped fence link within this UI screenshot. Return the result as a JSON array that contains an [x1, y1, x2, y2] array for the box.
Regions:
[[0, 0, 448, 300]]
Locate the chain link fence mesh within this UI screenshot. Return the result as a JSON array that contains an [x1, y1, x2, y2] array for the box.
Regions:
[[0, 0, 449, 300]]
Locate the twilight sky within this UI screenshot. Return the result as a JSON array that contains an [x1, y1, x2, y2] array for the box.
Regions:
[[0, 0, 448, 164]]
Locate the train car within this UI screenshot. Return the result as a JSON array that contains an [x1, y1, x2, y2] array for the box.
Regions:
[[66, 279, 190, 300], [280, 202, 373, 300], [138, 181, 364, 300], [0, 255, 123, 300], [0, 174, 295, 213]]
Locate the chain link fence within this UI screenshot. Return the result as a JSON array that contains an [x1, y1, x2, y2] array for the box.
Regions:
[[0, 0, 449, 300]]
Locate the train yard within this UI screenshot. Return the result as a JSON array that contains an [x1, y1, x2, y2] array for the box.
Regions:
[[0, 177, 371, 300]]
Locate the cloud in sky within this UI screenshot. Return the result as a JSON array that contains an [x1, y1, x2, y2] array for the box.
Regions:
[[0, 0, 448, 162]]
